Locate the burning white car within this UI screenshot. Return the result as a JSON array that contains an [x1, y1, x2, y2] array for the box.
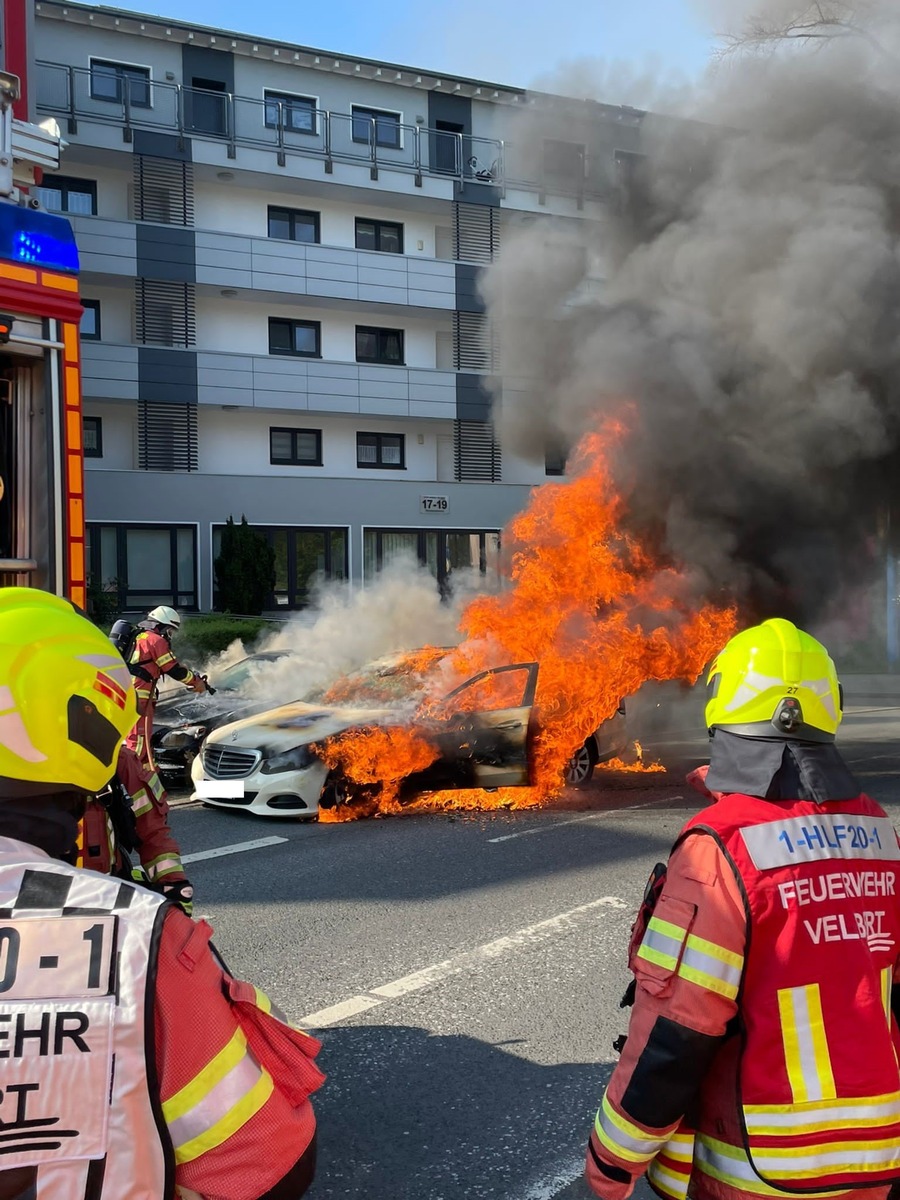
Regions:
[[192, 650, 626, 819]]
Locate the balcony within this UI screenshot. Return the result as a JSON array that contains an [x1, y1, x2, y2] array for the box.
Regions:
[[198, 351, 457, 419], [36, 61, 505, 192], [80, 340, 457, 419], [195, 231, 455, 309]]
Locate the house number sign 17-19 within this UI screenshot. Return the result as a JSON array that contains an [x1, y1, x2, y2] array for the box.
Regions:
[[420, 495, 449, 513]]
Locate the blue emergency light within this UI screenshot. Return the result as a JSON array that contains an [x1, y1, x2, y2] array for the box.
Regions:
[[0, 203, 79, 273]]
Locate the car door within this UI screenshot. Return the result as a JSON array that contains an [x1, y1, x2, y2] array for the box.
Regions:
[[410, 663, 539, 792]]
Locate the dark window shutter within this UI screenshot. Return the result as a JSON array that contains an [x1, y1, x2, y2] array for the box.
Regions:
[[134, 280, 196, 347], [453, 311, 497, 372], [138, 401, 198, 472], [133, 156, 194, 225], [454, 420, 501, 482], [453, 203, 499, 264]]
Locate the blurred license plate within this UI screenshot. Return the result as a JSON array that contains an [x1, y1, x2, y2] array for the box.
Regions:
[[196, 779, 245, 799]]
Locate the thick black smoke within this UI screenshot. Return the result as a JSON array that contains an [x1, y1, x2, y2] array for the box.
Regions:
[[484, 1, 900, 651]]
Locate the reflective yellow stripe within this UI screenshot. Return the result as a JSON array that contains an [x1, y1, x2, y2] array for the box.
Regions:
[[174, 1069, 274, 1164], [882, 967, 893, 1025], [637, 944, 678, 971], [254, 986, 272, 1014], [685, 934, 742, 971], [778, 984, 836, 1103], [162, 1029, 247, 1123]]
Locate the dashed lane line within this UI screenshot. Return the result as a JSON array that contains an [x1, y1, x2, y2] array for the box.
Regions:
[[487, 796, 681, 843], [299, 895, 628, 1030], [181, 835, 289, 864]]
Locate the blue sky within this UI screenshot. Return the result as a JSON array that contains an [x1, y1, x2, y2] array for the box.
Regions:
[[119, 0, 716, 95]]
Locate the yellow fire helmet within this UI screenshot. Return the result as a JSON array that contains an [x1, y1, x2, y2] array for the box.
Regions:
[[0, 586, 137, 794], [705, 618, 843, 743]]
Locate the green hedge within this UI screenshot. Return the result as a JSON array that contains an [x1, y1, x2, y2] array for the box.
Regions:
[[173, 615, 278, 660]]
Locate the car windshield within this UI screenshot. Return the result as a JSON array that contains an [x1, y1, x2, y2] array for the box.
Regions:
[[210, 654, 285, 692], [307, 648, 451, 707]]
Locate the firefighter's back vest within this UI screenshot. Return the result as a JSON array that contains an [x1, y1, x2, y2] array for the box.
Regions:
[[0, 836, 173, 1199], [681, 793, 900, 1193]]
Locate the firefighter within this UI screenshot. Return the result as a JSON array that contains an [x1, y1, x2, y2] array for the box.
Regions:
[[586, 618, 900, 1200], [126, 604, 208, 769], [0, 587, 322, 1198], [76, 743, 195, 915]]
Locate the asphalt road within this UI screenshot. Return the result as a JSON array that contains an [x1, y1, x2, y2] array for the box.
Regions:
[[165, 688, 900, 1200]]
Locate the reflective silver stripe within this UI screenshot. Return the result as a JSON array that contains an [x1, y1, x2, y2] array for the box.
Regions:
[[754, 1142, 900, 1173], [680, 938, 742, 992], [637, 916, 688, 970], [695, 1137, 787, 1192], [648, 1161, 690, 1200], [595, 1096, 670, 1161], [746, 1092, 900, 1130], [166, 1046, 266, 1152]]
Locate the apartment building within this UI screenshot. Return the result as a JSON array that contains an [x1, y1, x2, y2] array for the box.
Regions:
[[30, 0, 644, 613]]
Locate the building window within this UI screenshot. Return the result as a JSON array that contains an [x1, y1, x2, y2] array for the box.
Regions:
[[351, 106, 401, 149], [80, 300, 101, 341], [545, 444, 567, 476], [355, 218, 403, 254], [264, 91, 316, 134], [364, 529, 501, 596], [86, 523, 197, 611], [267, 207, 320, 244], [35, 175, 97, 216], [357, 432, 405, 470], [542, 139, 585, 183], [355, 326, 404, 365], [90, 59, 151, 108], [213, 524, 348, 610], [269, 427, 322, 466], [268, 318, 321, 358], [83, 415, 103, 458]]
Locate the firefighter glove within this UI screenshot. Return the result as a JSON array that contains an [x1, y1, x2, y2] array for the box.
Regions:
[[161, 879, 194, 916]]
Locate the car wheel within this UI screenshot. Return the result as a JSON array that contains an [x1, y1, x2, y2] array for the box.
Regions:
[[564, 741, 595, 787]]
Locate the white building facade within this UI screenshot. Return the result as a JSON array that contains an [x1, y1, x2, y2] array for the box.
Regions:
[[32, 0, 643, 612]]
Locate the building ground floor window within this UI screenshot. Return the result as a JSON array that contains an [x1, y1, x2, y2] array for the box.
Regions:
[[86, 523, 198, 613], [363, 529, 501, 597], [213, 524, 348, 611]]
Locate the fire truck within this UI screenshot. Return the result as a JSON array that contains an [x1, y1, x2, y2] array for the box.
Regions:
[[0, 0, 85, 608]]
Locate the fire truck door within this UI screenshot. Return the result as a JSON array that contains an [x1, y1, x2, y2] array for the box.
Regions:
[[0, 362, 12, 561], [0, 352, 49, 591]]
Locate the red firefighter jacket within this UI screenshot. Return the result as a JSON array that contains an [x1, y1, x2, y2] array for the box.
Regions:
[[156, 908, 323, 1199], [586, 787, 900, 1200], [77, 746, 187, 884], [126, 629, 200, 766]]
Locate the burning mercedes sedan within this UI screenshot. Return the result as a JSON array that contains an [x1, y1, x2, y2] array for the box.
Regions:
[[191, 649, 626, 819]]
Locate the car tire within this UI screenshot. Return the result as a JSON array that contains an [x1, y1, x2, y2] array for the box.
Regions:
[[564, 741, 596, 787]]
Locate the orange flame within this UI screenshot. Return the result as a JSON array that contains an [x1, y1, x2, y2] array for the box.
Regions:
[[321, 419, 737, 818], [599, 740, 666, 774]]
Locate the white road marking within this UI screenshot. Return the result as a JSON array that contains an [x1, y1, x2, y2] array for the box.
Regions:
[[488, 796, 680, 843], [300, 995, 383, 1027], [181, 835, 288, 864], [516, 1154, 585, 1200], [300, 895, 628, 1030]]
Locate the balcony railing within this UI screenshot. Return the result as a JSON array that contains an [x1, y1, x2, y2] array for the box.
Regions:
[[36, 61, 507, 190]]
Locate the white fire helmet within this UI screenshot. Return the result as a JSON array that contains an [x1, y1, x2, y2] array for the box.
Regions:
[[148, 605, 181, 629]]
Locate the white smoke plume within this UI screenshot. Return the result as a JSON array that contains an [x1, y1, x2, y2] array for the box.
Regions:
[[484, 0, 900, 654], [198, 559, 491, 710]]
